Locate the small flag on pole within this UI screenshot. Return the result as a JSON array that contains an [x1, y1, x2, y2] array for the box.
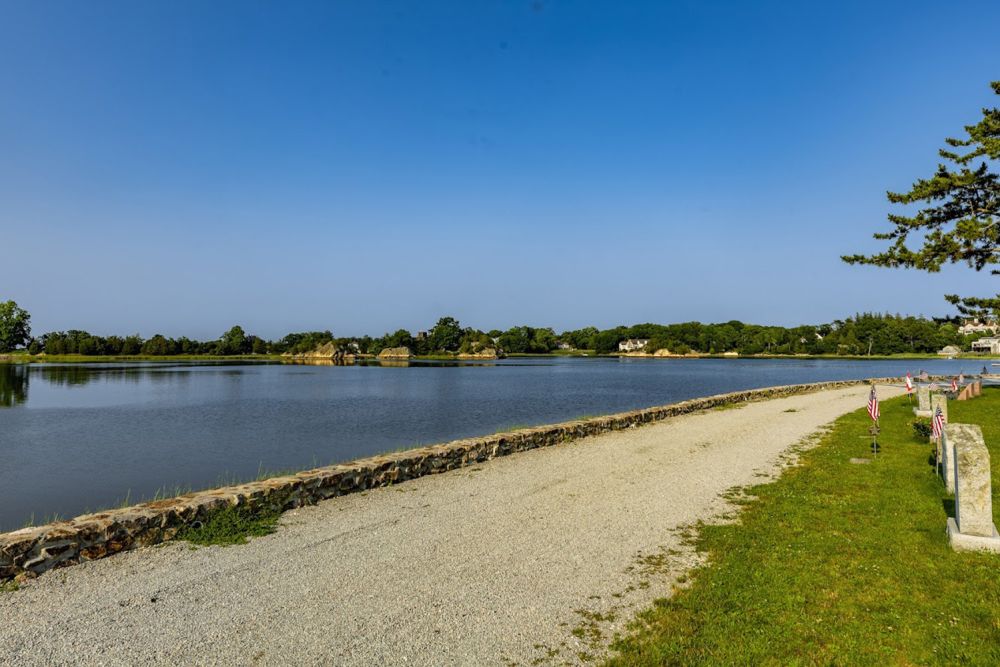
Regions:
[[959, 372, 965, 384], [932, 405, 946, 440], [867, 385, 880, 422], [951, 377, 958, 392], [905, 373, 913, 393]]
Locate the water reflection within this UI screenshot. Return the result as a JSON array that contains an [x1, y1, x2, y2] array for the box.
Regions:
[[282, 359, 356, 367], [0, 365, 28, 407], [36, 365, 104, 386]]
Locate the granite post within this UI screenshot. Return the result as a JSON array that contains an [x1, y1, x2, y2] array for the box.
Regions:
[[941, 423, 958, 492], [946, 423, 1000, 552], [914, 385, 932, 417]]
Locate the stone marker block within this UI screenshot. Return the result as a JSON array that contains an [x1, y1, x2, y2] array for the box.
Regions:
[[940, 424, 958, 492], [946, 423, 1000, 553], [973, 380, 982, 397], [914, 385, 932, 416], [957, 385, 971, 401]]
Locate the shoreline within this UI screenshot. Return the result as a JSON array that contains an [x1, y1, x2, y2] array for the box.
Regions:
[[1, 376, 909, 583], [3, 352, 999, 364]]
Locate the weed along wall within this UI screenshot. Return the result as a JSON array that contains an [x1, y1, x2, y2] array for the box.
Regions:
[[0, 377, 902, 582]]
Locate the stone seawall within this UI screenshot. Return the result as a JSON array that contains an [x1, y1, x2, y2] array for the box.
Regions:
[[0, 377, 901, 582]]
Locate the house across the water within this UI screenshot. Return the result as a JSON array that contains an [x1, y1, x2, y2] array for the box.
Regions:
[[618, 338, 650, 352], [971, 337, 1000, 355]]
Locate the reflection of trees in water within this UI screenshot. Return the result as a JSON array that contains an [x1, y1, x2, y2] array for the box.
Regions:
[[33, 365, 199, 387], [36, 365, 99, 386], [0, 365, 28, 407]]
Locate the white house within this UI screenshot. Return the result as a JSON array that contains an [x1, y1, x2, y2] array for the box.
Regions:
[[971, 337, 1000, 355], [618, 338, 650, 352], [960, 320, 998, 336]]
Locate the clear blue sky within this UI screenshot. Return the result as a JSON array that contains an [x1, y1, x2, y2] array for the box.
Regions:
[[2, 1, 998, 339]]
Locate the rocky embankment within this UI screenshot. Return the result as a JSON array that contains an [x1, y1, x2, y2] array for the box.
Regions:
[[377, 347, 412, 360], [284, 342, 355, 363]]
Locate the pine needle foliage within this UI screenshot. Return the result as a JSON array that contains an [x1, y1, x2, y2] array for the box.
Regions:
[[843, 81, 1000, 318]]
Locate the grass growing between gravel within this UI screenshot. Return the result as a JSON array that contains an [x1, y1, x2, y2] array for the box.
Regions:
[[174, 506, 280, 547], [608, 387, 1000, 666]]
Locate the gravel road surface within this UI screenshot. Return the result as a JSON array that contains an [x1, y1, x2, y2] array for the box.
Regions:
[[0, 384, 901, 666]]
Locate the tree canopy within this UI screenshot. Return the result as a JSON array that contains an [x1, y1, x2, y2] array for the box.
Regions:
[[0, 300, 32, 352], [843, 81, 1000, 318]]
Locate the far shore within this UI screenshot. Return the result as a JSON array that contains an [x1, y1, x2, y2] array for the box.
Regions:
[[2, 351, 998, 364]]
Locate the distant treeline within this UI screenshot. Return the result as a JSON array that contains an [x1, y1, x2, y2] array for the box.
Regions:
[[32, 326, 332, 356], [20, 313, 993, 358], [558, 314, 981, 355]]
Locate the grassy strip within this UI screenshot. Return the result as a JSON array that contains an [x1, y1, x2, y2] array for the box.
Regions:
[[174, 505, 280, 547], [608, 388, 1000, 666]]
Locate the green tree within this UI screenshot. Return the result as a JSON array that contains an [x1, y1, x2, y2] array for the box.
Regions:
[[497, 326, 531, 354], [0, 300, 32, 352], [428, 316, 462, 352], [382, 329, 414, 351], [251, 336, 268, 354], [218, 325, 250, 355], [843, 81, 1000, 318], [141, 334, 175, 356], [121, 335, 143, 355]]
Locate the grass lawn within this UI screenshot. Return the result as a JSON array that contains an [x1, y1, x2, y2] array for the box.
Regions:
[[608, 387, 1000, 666]]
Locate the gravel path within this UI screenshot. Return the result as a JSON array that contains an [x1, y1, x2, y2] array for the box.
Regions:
[[0, 384, 902, 666]]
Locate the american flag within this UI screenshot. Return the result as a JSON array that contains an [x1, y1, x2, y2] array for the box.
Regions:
[[932, 405, 946, 440], [951, 377, 958, 392], [867, 385, 880, 422], [905, 373, 913, 393]]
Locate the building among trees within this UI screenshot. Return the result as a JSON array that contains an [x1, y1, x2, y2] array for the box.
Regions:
[[618, 338, 650, 352], [971, 337, 1000, 355]]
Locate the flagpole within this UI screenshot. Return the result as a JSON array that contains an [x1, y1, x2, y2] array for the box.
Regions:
[[868, 383, 880, 458]]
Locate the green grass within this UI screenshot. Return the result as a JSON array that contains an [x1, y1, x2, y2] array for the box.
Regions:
[[710, 402, 746, 412], [174, 505, 280, 546], [0, 580, 19, 593], [608, 387, 1000, 666]]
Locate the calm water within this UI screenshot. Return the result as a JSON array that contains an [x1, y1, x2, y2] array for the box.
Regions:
[[0, 357, 992, 530]]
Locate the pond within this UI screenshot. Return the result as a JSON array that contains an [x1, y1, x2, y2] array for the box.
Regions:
[[0, 356, 991, 530]]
